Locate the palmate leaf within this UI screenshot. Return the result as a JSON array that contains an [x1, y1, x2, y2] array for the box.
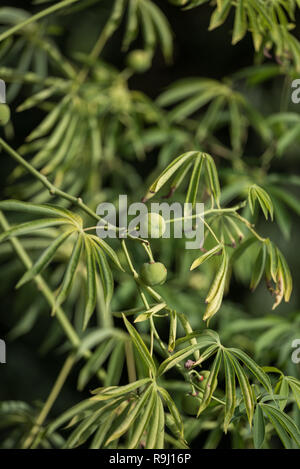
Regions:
[[157, 77, 270, 148], [51, 379, 177, 449], [261, 403, 300, 448], [177, 0, 300, 71], [248, 185, 274, 220], [142, 151, 220, 207]]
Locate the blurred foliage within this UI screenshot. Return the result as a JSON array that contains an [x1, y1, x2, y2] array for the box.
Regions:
[[0, 0, 299, 450]]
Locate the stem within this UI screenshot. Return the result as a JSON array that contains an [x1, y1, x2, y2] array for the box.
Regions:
[[0, 0, 81, 42], [22, 352, 76, 449]]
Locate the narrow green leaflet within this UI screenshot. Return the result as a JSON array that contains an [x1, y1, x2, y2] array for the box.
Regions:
[[89, 235, 124, 271], [197, 348, 222, 416], [185, 154, 203, 208], [92, 378, 152, 400], [123, 315, 157, 376], [228, 353, 254, 426], [0, 218, 70, 243], [142, 151, 198, 201], [253, 405, 265, 449], [190, 243, 222, 271], [228, 347, 272, 392], [105, 384, 153, 445], [158, 386, 184, 437], [91, 239, 114, 307], [16, 229, 73, 288], [232, 0, 247, 45], [83, 237, 97, 330], [145, 394, 160, 449], [250, 243, 267, 292], [53, 232, 83, 313], [223, 351, 236, 433], [128, 386, 156, 448]]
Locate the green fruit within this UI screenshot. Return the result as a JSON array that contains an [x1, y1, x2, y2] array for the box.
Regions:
[[0, 104, 10, 126], [140, 262, 167, 286], [140, 213, 166, 238], [198, 370, 210, 390], [182, 392, 203, 416], [127, 50, 152, 73]]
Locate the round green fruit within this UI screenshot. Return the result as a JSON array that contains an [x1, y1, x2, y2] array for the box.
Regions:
[[0, 104, 10, 126], [139, 212, 166, 238], [182, 392, 203, 416], [126, 50, 152, 73], [140, 262, 167, 286]]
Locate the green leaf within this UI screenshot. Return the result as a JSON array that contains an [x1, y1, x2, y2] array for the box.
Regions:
[[0, 218, 70, 243], [250, 243, 267, 292], [158, 386, 184, 437], [209, 0, 232, 31], [185, 154, 203, 208], [253, 405, 265, 449], [0, 200, 82, 226], [92, 378, 152, 400], [228, 347, 272, 393], [91, 239, 114, 307], [53, 232, 83, 313], [223, 351, 236, 433], [261, 404, 300, 448], [83, 237, 97, 330], [128, 386, 156, 449], [105, 384, 153, 445], [146, 394, 160, 449], [16, 230, 72, 288], [143, 151, 198, 201], [228, 353, 254, 426], [143, 0, 173, 62], [204, 153, 221, 203], [197, 348, 222, 416], [89, 235, 124, 271], [123, 315, 157, 376], [232, 0, 247, 45], [190, 243, 221, 270]]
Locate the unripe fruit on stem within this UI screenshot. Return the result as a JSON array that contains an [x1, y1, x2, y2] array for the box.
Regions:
[[0, 104, 10, 126], [140, 262, 167, 286], [198, 370, 210, 390], [127, 50, 152, 73], [182, 392, 203, 416], [139, 212, 166, 238]]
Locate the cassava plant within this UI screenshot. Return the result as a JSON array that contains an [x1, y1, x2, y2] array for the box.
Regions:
[[0, 0, 300, 450]]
